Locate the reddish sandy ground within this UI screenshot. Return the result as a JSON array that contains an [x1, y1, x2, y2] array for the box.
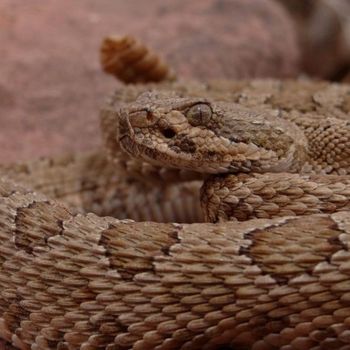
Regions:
[[0, 0, 299, 163]]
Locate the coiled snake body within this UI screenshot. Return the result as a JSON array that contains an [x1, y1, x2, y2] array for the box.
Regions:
[[2, 40, 350, 349]]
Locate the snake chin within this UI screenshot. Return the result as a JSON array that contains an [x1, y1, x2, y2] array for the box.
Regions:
[[119, 134, 180, 168], [119, 135, 141, 157]]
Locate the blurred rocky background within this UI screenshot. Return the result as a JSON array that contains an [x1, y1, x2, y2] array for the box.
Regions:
[[0, 0, 349, 164]]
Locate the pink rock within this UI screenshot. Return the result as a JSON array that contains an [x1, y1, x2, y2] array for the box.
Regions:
[[0, 0, 299, 163]]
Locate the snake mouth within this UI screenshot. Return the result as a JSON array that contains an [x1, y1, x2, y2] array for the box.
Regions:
[[119, 133, 243, 174], [119, 133, 196, 169], [119, 131, 297, 175]]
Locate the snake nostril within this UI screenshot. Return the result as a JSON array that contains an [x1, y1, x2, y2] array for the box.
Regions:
[[161, 128, 176, 139]]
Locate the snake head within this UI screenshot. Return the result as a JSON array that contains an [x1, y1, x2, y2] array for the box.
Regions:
[[117, 90, 306, 174]]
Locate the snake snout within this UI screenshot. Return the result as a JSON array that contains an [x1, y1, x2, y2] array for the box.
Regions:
[[118, 109, 134, 140]]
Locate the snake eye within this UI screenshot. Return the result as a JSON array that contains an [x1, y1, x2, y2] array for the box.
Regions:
[[186, 103, 212, 126]]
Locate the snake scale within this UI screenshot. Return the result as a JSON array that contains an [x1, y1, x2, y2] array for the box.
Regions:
[[2, 36, 350, 350]]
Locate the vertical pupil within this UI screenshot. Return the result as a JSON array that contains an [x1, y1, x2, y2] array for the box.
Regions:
[[198, 107, 202, 120]]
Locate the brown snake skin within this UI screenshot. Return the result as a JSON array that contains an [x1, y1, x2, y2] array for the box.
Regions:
[[1, 38, 350, 349]]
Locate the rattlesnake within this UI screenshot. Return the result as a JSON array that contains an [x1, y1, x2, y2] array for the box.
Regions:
[[1, 36, 350, 350]]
